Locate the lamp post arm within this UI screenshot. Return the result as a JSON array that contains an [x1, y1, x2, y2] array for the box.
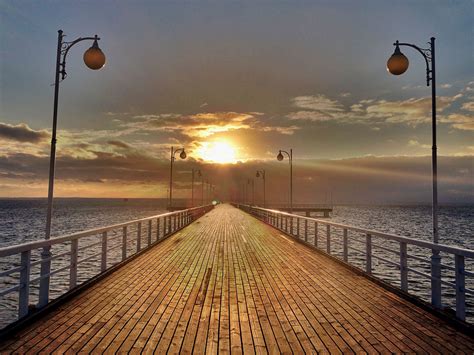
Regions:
[[59, 34, 100, 80], [395, 40, 433, 86]]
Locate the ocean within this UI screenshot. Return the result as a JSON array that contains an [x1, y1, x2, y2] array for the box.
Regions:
[[0, 199, 473, 328]]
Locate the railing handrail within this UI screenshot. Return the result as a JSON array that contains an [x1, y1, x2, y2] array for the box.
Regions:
[[237, 204, 474, 258], [0, 205, 212, 257]]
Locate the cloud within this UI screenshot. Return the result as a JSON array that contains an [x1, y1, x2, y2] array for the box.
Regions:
[[442, 114, 474, 131], [107, 140, 131, 149], [291, 95, 344, 112], [0, 122, 49, 143], [461, 101, 474, 112], [408, 140, 430, 149], [287, 91, 470, 131]]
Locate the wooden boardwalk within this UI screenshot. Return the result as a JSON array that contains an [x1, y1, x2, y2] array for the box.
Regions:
[[1, 204, 473, 353]]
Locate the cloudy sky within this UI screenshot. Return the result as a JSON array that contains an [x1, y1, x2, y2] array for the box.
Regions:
[[0, 1, 473, 203]]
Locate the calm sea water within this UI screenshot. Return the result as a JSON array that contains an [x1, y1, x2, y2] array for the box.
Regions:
[[0, 199, 473, 328]]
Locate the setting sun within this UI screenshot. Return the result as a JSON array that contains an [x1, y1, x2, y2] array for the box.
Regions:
[[196, 141, 238, 164]]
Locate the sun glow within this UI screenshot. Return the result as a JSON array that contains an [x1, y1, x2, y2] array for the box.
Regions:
[[196, 141, 238, 164]]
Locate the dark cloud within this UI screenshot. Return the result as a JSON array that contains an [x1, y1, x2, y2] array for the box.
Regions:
[[107, 140, 131, 149], [0, 123, 49, 143]]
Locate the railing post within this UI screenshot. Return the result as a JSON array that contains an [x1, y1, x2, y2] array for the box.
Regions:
[[285, 217, 288, 233], [313, 222, 318, 248], [400, 242, 408, 292], [326, 225, 330, 254], [296, 218, 300, 238], [304, 218, 308, 242], [366, 234, 372, 274], [290, 217, 293, 236], [122, 226, 127, 261], [148, 220, 152, 246], [137, 222, 142, 252], [156, 218, 160, 241], [69, 239, 78, 289], [101, 231, 107, 272], [343, 229, 348, 262], [19, 250, 31, 318], [455, 254, 465, 320], [38, 246, 51, 307], [431, 250, 442, 308]]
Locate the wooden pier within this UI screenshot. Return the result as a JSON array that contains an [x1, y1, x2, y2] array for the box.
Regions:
[[0, 204, 473, 353]]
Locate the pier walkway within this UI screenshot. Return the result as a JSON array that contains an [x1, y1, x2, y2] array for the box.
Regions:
[[1, 204, 473, 353]]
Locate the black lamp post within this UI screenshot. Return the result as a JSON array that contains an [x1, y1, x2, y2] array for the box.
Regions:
[[277, 149, 293, 213], [191, 168, 201, 207], [387, 37, 441, 307], [256, 170, 266, 208], [40, 30, 106, 308], [169, 147, 186, 208]]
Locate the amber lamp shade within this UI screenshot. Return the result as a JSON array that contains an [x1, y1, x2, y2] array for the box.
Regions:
[[83, 40, 106, 70], [179, 150, 187, 159], [387, 45, 409, 75], [277, 151, 284, 161]]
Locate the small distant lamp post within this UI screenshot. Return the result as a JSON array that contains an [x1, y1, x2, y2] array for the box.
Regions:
[[256, 170, 266, 207], [387, 37, 441, 308], [247, 178, 255, 205], [40, 30, 106, 307], [277, 149, 293, 213], [191, 168, 201, 207], [169, 147, 186, 208]]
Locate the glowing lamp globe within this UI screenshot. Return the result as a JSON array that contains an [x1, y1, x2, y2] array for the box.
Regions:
[[387, 44, 409, 75], [277, 151, 284, 161], [83, 39, 106, 70], [179, 150, 187, 159]]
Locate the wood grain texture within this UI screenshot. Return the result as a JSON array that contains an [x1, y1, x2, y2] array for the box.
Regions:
[[1, 204, 473, 354]]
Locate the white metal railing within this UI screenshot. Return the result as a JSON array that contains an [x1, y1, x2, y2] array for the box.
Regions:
[[235, 204, 474, 323], [0, 205, 213, 326]]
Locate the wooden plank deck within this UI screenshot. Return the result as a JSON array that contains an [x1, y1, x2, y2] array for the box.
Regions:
[[1, 204, 473, 353]]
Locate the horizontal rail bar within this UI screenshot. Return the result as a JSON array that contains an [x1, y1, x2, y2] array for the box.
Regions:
[[0, 265, 23, 277], [0, 284, 20, 297], [77, 251, 103, 265]]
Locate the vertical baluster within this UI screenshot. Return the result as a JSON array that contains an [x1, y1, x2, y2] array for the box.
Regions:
[[136, 222, 142, 252], [455, 254, 465, 320], [69, 239, 78, 289], [431, 250, 442, 308], [101, 231, 108, 272], [326, 225, 331, 253], [314, 222, 318, 248], [290, 217, 293, 236], [19, 250, 31, 318], [296, 218, 300, 238], [343, 229, 348, 262], [164, 216, 168, 235], [399, 242, 408, 292], [366, 234, 372, 274], [148, 220, 152, 246], [122, 226, 127, 261]]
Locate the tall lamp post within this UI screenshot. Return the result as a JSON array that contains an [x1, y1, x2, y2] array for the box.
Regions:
[[387, 37, 441, 307], [277, 149, 293, 213], [191, 168, 201, 207], [256, 169, 266, 208], [169, 147, 187, 208], [40, 30, 106, 307]]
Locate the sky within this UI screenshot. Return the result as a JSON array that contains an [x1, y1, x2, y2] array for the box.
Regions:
[[0, 0, 473, 203]]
